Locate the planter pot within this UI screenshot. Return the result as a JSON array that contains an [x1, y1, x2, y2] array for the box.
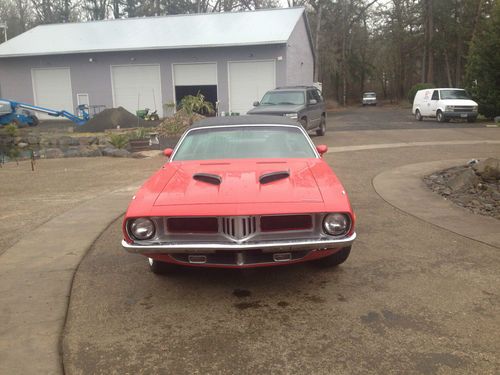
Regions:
[[129, 139, 150, 152]]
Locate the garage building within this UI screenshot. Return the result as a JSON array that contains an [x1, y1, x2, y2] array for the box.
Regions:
[[0, 7, 314, 118]]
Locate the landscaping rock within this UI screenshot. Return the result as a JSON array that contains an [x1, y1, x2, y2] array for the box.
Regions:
[[78, 146, 102, 157], [77, 136, 98, 145], [58, 136, 80, 146], [44, 148, 65, 159], [424, 161, 500, 220], [17, 142, 28, 148], [64, 147, 81, 158], [27, 135, 41, 145], [447, 168, 479, 192], [474, 158, 500, 181]]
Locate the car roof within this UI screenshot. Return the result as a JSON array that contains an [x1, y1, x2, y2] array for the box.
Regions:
[[273, 86, 316, 91], [191, 115, 302, 129]]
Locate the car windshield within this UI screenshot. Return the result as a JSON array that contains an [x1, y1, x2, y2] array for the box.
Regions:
[[440, 90, 471, 100], [173, 126, 316, 161], [363, 93, 376, 98], [260, 91, 305, 105]]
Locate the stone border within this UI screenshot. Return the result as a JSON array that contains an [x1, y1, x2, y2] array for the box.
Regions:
[[0, 184, 139, 374], [373, 159, 500, 249]]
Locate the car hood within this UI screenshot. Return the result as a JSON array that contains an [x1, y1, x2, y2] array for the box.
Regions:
[[247, 104, 304, 115], [154, 159, 323, 206], [441, 99, 477, 106]]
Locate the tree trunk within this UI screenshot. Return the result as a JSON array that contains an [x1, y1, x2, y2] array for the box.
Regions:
[[444, 49, 453, 87], [425, 0, 434, 83]]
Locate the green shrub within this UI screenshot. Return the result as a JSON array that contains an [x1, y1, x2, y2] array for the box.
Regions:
[[129, 127, 148, 140], [179, 92, 214, 115], [407, 83, 435, 104], [109, 133, 129, 149], [4, 123, 19, 137]]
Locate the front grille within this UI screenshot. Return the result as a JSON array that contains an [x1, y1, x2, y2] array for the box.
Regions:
[[167, 217, 218, 233], [453, 106, 474, 112], [260, 215, 312, 232], [222, 216, 257, 240]]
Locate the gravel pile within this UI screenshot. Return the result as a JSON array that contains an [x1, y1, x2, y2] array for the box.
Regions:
[[424, 158, 500, 219], [76, 107, 152, 132]]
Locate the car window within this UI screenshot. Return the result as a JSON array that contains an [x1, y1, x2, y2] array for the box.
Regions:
[[363, 93, 376, 98], [260, 91, 305, 105], [440, 90, 471, 100], [312, 90, 323, 103], [431, 90, 439, 100], [173, 126, 317, 161], [307, 90, 316, 104]]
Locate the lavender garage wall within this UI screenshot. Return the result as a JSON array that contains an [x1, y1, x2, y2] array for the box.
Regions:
[[0, 44, 288, 116], [286, 15, 314, 86]]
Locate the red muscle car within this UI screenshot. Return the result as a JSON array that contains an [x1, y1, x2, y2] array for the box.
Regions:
[[122, 116, 356, 274]]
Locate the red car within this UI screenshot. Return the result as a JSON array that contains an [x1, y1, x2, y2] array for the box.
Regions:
[[122, 116, 356, 274]]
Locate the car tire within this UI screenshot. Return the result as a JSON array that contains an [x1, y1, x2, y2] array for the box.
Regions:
[[148, 257, 177, 275], [415, 109, 423, 121], [313, 246, 351, 268], [316, 115, 326, 136], [300, 117, 308, 129], [436, 110, 445, 123], [30, 115, 39, 127]]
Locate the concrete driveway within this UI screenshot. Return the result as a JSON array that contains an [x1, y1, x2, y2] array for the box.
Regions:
[[61, 108, 500, 374]]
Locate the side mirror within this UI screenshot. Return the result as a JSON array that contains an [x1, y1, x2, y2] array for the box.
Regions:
[[253, 101, 260, 107], [316, 144, 328, 156], [309, 99, 318, 105], [163, 148, 173, 158]]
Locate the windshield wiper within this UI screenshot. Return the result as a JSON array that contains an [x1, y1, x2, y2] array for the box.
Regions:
[[193, 173, 222, 185], [259, 170, 290, 184]]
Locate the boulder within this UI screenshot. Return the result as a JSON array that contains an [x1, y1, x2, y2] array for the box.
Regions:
[[64, 147, 81, 158], [27, 135, 41, 145], [474, 158, 500, 181], [44, 148, 64, 159], [78, 145, 102, 157], [58, 136, 80, 146], [447, 168, 479, 192]]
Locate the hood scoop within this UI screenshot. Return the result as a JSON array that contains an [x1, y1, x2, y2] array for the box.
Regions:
[[259, 170, 290, 184], [193, 173, 222, 185]]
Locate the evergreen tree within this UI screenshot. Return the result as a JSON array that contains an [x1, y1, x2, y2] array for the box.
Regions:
[[465, 2, 500, 118]]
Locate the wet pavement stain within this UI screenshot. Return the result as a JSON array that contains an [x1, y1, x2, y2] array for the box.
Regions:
[[234, 301, 265, 310], [232, 289, 251, 298], [277, 301, 289, 308]]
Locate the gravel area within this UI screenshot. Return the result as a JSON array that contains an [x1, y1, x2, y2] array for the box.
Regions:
[[424, 159, 500, 220], [0, 156, 164, 255]]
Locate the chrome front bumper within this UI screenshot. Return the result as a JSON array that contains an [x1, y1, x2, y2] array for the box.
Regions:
[[122, 232, 356, 255]]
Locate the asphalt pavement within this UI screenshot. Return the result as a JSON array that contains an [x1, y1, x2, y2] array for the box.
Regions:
[[61, 107, 500, 375], [327, 105, 495, 131]]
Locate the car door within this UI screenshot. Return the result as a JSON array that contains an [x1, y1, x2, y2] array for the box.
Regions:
[[306, 89, 320, 128], [430, 90, 440, 116]]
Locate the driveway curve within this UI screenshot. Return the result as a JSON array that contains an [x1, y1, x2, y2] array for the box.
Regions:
[[63, 141, 500, 375]]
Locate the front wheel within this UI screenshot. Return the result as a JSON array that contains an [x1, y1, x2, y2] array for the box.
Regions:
[[415, 109, 423, 121], [436, 110, 446, 123], [148, 257, 177, 275], [316, 115, 326, 136], [300, 117, 308, 130], [313, 247, 351, 268], [30, 115, 39, 127]]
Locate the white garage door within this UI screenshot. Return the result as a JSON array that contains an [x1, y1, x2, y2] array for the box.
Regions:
[[32, 68, 73, 120], [228, 60, 275, 114], [111, 65, 162, 116], [173, 63, 217, 86]]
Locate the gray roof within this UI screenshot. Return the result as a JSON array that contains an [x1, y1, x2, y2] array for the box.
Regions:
[[191, 115, 301, 128], [0, 7, 306, 58]]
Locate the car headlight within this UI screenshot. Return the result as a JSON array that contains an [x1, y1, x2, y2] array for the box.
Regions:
[[445, 105, 454, 111], [323, 213, 350, 236], [284, 113, 298, 120], [129, 218, 155, 240]]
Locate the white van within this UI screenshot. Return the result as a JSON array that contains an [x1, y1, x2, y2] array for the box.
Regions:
[[412, 88, 478, 123]]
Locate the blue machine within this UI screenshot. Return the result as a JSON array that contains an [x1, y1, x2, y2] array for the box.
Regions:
[[0, 99, 90, 127]]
